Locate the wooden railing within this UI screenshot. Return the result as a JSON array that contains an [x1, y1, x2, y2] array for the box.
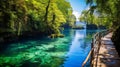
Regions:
[[82, 30, 110, 67]]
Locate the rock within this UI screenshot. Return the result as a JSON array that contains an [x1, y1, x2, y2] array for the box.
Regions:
[[86, 24, 98, 30], [48, 34, 64, 38]]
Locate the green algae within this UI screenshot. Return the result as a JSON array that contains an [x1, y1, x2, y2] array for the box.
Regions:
[[0, 32, 72, 67]]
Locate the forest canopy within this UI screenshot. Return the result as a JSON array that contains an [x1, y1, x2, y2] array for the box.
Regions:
[[0, 0, 76, 38], [79, 0, 120, 29]]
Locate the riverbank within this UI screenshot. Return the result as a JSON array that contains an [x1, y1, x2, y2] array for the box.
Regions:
[[0, 31, 47, 44]]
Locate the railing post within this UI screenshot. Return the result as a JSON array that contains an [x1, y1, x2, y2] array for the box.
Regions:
[[91, 38, 94, 67], [95, 32, 102, 67]]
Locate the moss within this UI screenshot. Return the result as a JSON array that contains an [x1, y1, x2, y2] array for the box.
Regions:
[[48, 34, 64, 38]]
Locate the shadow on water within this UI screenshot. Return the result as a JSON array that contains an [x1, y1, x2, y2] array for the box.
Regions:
[[0, 28, 99, 67]]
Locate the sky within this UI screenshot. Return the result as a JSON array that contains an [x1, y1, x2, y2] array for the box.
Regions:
[[68, 0, 87, 21]]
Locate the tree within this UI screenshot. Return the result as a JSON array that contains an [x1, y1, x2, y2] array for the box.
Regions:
[[83, 0, 120, 56], [0, 0, 74, 39]]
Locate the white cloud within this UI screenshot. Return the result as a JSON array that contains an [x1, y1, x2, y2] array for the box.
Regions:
[[72, 11, 80, 21]]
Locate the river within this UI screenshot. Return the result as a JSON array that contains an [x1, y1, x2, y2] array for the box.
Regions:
[[0, 24, 99, 67]]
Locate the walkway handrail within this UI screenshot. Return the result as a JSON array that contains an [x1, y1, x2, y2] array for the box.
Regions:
[[82, 48, 94, 67], [82, 30, 111, 67]]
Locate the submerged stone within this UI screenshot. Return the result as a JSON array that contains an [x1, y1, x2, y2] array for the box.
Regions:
[[48, 34, 64, 38]]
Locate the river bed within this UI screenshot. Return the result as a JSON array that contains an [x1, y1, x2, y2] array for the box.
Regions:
[[0, 28, 99, 67]]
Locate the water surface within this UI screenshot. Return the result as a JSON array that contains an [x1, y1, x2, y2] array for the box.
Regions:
[[0, 29, 99, 67]]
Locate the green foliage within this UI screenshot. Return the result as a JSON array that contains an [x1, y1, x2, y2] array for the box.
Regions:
[[0, 0, 75, 37], [83, 0, 120, 55], [68, 14, 76, 27], [79, 0, 120, 29]]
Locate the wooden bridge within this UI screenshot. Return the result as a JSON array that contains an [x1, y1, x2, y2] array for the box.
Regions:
[[82, 30, 120, 67]]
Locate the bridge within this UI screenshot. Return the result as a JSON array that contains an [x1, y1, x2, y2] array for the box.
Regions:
[[82, 30, 120, 67]]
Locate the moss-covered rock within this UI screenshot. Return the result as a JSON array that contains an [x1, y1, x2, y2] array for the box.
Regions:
[[48, 34, 64, 38]]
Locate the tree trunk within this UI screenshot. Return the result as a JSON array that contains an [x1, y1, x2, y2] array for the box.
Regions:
[[44, 0, 51, 34]]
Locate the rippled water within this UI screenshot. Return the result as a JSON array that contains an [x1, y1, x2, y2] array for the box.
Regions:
[[0, 29, 99, 67]]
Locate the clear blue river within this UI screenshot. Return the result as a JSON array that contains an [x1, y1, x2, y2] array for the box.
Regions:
[[0, 25, 100, 67]]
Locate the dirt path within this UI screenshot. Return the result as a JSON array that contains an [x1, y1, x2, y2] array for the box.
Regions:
[[93, 33, 120, 67]]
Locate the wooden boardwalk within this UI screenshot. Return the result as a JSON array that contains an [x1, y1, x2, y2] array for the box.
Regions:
[[92, 33, 120, 67]]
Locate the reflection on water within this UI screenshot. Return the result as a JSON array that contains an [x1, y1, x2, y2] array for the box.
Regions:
[[0, 29, 98, 67], [63, 29, 99, 67]]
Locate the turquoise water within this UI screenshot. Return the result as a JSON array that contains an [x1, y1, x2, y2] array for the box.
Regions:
[[0, 29, 99, 67]]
